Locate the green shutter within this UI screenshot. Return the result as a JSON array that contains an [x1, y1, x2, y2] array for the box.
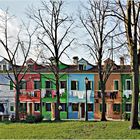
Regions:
[[10, 81, 13, 90], [114, 81, 119, 90], [100, 104, 106, 112]]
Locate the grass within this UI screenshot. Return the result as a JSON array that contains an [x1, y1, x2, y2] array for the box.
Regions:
[[0, 121, 140, 139]]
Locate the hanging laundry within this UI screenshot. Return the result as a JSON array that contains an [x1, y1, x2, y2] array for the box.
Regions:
[[87, 90, 91, 100], [69, 91, 73, 96], [41, 89, 46, 98], [73, 90, 78, 96], [124, 90, 132, 98], [59, 89, 65, 95], [52, 90, 56, 98], [77, 91, 84, 99]]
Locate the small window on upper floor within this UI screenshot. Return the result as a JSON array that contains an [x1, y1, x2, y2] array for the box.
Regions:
[[3, 65, 6, 71], [114, 80, 119, 90], [86, 81, 92, 90], [71, 81, 78, 90], [20, 80, 27, 89], [79, 64, 84, 71], [34, 80, 40, 89], [125, 79, 131, 90], [60, 81, 67, 89], [45, 81, 52, 89]]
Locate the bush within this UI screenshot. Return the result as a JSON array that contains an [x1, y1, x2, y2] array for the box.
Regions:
[[26, 115, 44, 123], [122, 112, 130, 121], [26, 115, 36, 123], [35, 115, 44, 123]]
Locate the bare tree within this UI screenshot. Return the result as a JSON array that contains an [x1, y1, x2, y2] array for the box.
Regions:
[[79, 0, 120, 121], [112, 0, 140, 129], [28, 0, 75, 121], [0, 10, 35, 121]]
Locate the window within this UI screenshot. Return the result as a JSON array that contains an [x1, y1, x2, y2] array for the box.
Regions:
[[34, 80, 40, 89], [71, 81, 78, 90], [19, 103, 27, 112], [0, 103, 4, 112], [46, 103, 51, 111], [10, 81, 13, 90], [100, 104, 106, 112], [88, 103, 93, 112], [10, 103, 15, 112], [60, 103, 66, 111], [60, 81, 67, 89], [114, 80, 119, 90], [79, 64, 84, 70], [46, 81, 52, 89], [72, 103, 79, 111], [125, 103, 131, 112], [34, 91, 38, 97], [10, 106, 14, 112], [113, 104, 120, 112], [20, 80, 26, 89], [86, 81, 92, 90], [34, 103, 40, 111], [45, 90, 52, 97], [125, 79, 131, 90], [3, 65, 6, 71]]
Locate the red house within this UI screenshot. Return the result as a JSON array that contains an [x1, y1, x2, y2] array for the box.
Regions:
[[18, 59, 42, 119]]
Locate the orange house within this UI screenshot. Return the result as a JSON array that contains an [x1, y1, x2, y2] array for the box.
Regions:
[[94, 60, 122, 120]]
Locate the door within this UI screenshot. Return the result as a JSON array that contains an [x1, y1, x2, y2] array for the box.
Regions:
[[107, 103, 112, 118], [81, 103, 85, 118], [29, 103, 32, 115]]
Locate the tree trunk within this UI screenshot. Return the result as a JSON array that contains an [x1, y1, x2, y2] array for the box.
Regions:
[[15, 86, 20, 121], [101, 82, 107, 121], [130, 47, 140, 129], [55, 75, 60, 121]]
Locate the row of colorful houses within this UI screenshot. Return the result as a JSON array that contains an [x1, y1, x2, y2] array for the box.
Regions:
[[0, 57, 139, 120]]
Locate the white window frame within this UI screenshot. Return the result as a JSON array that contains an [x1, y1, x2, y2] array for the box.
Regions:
[[125, 102, 131, 113], [45, 80, 52, 89], [71, 80, 78, 90], [125, 79, 131, 90], [60, 80, 67, 89], [113, 80, 119, 91]]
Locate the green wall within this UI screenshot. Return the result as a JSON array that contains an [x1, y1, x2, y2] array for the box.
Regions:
[[41, 73, 68, 120]]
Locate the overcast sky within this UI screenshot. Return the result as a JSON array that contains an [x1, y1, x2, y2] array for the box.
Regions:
[[0, 0, 91, 65], [0, 0, 128, 65]]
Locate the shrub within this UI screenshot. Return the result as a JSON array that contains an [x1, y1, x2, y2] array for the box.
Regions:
[[122, 112, 130, 121], [26, 115, 36, 123], [35, 115, 44, 123]]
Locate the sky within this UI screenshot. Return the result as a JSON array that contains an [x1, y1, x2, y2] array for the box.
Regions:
[[0, 0, 90, 65], [0, 0, 128, 65]]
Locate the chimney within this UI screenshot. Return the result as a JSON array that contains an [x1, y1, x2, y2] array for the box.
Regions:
[[120, 57, 124, 65], [73, 56, 79, 65]]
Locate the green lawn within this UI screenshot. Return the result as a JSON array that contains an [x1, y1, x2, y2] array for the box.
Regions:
[[0, 121, 140, 139]]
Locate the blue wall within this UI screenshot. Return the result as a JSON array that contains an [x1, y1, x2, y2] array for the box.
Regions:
[[68, 73, 94, 119]]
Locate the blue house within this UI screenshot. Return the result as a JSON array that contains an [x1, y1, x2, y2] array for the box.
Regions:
[[67, 57, 94, 120]]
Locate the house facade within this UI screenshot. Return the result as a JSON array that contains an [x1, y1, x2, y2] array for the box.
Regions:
[[18, 73, 41, 119], [121, 73, 140, 119], [0, 74, 15, 117], [67, 58, 94, 120], [94, 73, 122, 119]]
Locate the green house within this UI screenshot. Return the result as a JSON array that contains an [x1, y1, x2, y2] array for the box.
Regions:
[[121, 73, 140, 120], [41, 63, 68, 120]]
